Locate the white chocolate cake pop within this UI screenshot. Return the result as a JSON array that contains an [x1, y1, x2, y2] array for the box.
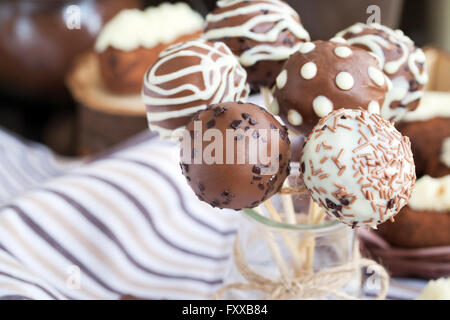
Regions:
[[300, 108, 416, 228], [336, 23, 428, 122], [142, 39, 250, 138]]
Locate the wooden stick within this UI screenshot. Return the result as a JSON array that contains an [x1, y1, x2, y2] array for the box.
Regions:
[[263, 200, 304, 276], [254, 206, 290, 279], [260, 86, 272, 110], [304, 200, 326, 272], [280, 180, 296, 225]]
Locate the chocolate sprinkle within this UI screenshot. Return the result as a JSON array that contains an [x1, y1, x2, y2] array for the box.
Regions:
[[387, 198, 394, 209], [212, 106, 227, 117], [249, 118, 258, 126], [206, 119, 216, 129], [241, 112, 250, 120], [252, 165, 261, 175], [230, 120, 242, 130]]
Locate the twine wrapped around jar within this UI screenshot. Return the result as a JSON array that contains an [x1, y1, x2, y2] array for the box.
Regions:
[[215, 236, 390, 300]]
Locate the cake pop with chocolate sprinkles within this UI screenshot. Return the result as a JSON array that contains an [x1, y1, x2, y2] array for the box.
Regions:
[[203, 0, 310, 91], [336, 23, 428, 122], [300, 108, 416, 228], [142, 39, 250, 138], [271, 40, 390, 136], [180, 101, 291, 210]]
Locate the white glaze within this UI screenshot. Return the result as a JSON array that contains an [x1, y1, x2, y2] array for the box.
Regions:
[[203, 0, 310, 66], [301, 109, 415, 228], [142, 39, 249, 138], [368, 101, 381, 114], [288, 109, 302, 125], [329, 37, 347, 44], [368, 66, 385, 87], [335, 72, 354, 90], [269, 98, 280, 115], [300, 62, 317, 80], [441, 138, 450, 168], [312, 96, 333, 117], [334, 46, 352, 58], [95, 3, 204, 52], [409, 175, 450, 212], [276, 69, 287, 89], [403, 91, 450, 122], [299, 42, 316, 54]]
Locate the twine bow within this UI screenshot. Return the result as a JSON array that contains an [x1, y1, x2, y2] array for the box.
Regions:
[[215, 237, 389, 300]]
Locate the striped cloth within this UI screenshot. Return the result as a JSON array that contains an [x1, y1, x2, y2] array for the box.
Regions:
[[0, 127, 427, 300], [0, 128, 79, 205]]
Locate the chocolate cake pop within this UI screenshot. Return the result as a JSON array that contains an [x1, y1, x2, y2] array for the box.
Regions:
[[336, 23, 428, 122], [180, 101, 291, 210], [142, 39, 250, 138], [203, 0, 310, 91], [300, 108, 416, 228], [271, 40, 390, 135]]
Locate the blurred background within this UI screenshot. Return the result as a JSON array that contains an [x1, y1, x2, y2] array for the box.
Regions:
[[0, 0, 449, 156]]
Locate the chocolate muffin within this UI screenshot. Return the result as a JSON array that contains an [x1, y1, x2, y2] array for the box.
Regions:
[[204, 0, 310, 91], [378, 175, 450, 248], [180, 102, 291, 210], [375, 92, 450, 248], [95, 4, 204, 94]]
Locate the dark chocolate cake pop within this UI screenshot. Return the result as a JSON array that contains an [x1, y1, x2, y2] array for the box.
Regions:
[[271, 40, 390, 135], [180, 101, 291, 210], [336, 23, 428, 122], [203, 0, 310, 91]]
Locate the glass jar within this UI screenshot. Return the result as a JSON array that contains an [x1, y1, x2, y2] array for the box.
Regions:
[[220, 163, 363, 300]]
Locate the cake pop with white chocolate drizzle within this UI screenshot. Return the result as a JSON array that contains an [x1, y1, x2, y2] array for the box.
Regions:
[[203, 0, 310, 91], [272, 40, 390, 136], [142, 39, 250, 138], [336, 23, 428, 122], [300, 108, 416, 228]]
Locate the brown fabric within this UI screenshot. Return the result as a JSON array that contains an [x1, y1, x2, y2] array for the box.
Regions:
[[359, 228, 450, 279]]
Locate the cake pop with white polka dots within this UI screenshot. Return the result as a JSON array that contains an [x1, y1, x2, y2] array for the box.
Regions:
[[271, 40, 391, 135], [300, 108, 416, 228]]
